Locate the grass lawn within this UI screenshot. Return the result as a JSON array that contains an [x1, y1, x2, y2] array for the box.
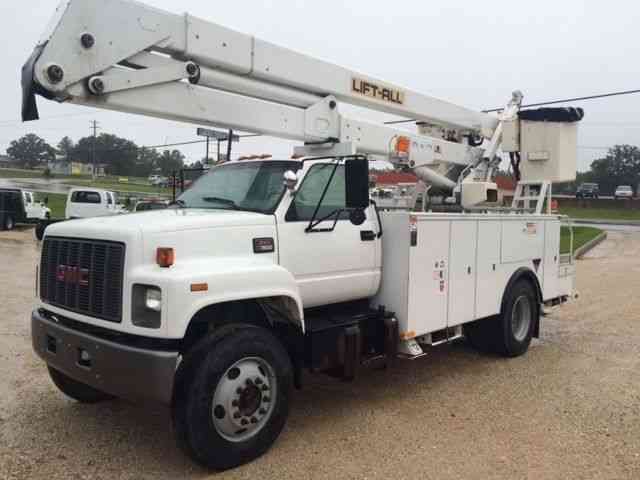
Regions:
[[559, 206, 640, 221], [560, 226, 603, 255], [38, 193, 67, 218], [0, 167, 95, 180], [62, 178, 170, 195], [0, 168, 47, 179]]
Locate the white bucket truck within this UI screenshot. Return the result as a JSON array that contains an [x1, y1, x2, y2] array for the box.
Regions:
[[23, 0, 581, 469]]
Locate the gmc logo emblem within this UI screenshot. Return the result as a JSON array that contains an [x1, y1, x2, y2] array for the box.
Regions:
[[56, 265, 90, 286]]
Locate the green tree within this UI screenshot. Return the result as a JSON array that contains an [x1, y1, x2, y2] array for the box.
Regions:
[[135, 147, 161, 178], [6, 133, 56, 168], [73, 133, 139, 176], [157, 149, 185, 176], [57, 136, 75, 162], [589, 145, 640, 195]]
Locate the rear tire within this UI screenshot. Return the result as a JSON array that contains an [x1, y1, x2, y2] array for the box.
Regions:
[[48, 366, 115, 403], [4, 215, 15, 231], [173, 325, 293, 470], [466, 279, 538, 357]]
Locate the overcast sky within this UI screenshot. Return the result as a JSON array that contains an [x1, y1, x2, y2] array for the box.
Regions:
[[1, 0, 639, 171]]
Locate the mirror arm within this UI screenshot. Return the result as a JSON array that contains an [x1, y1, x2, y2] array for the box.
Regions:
[[370, 200, 383, 238]]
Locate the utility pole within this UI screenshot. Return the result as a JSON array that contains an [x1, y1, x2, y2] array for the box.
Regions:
[[90, 120, 100, 181], [226, 129, 234, 163]]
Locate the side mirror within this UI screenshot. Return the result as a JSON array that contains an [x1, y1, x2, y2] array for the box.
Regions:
[[345, 158, 370, 209], [283, 170, 298, 191]]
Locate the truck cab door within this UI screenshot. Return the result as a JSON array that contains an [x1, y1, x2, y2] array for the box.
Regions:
[[276, 161, 380, 308], [105, 192, 115, 214], [23, 192, 35, 218]]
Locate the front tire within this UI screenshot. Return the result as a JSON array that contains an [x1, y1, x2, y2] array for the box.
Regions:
[[48, 366, 115, 403], [35, 222, 47, 241], [173, 326, 293, 470]]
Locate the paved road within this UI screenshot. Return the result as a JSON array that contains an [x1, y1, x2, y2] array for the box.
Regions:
[[0, 228, 639, 479], [0, 178, 73, 195], [574, 222, 640, 233]]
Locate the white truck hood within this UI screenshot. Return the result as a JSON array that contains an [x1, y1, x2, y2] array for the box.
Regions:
[[45, 208, 276, 240]]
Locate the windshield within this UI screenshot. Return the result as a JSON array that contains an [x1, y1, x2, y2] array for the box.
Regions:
[[618, 186, 632, 191], [178, 161, 300, 214]]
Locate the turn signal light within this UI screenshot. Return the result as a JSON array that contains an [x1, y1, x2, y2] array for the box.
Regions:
[[395, 136, 411, 156], [156, 248, 175, 268]]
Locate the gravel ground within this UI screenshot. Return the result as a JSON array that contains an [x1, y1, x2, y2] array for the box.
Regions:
[[1, 227, 639, 479]]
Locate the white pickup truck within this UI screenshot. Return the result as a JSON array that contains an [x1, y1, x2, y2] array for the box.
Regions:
[[34, 188, 126, 240], [65, 188, 125, 219]]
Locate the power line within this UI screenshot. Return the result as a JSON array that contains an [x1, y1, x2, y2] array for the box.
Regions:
[[483, 89, 640, 113], [383, 88, 640, 126], [0, 112, 97, 126], [73, 134, 261, 156]]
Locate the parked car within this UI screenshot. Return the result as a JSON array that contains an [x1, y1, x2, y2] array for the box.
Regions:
[[134, 199, 169, 212], [66, 188, 126, 219], [0, 188, 51, 230], [614, 185, 634, 200], [576, 183, 599, 199], [148, 174, 166, 186]]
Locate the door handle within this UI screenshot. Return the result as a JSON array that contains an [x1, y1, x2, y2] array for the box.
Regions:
[[360, 230, 376, 241]]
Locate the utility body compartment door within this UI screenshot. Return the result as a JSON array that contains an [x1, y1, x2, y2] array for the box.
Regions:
[[501, 220, 545, 264], [447, 220, 478, 327], [407, 218, 450, 335], [543, 220, 561, 300], [475, 220, 502, 319]]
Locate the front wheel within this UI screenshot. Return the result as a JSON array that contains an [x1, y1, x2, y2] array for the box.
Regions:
[[35, 222, 47, 241], [173, 326, 293, 470]]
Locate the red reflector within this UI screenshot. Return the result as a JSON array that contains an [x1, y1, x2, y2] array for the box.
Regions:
[[156, 248, 175, 268], [253, 237, 275, 254]]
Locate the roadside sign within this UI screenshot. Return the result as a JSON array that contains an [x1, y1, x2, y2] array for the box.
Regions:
[[197, 128, 239, 142]]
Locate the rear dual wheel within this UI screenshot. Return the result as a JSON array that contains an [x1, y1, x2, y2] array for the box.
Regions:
[[466, 279, 538, 357]]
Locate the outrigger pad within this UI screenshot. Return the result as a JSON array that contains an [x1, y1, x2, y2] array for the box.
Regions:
[[519, 107, 585, 123]]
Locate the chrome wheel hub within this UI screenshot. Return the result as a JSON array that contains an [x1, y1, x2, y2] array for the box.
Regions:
[[511, 295, 532, 342], [212, 357, 276, 443]]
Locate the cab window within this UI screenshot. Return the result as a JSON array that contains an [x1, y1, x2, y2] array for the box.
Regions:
[[286, 163, 347, 222], [71, 191, 102, 204]]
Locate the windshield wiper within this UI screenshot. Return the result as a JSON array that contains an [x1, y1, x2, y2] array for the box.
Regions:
[[202, 196, 239, 209], [169, 199, 186, 208]]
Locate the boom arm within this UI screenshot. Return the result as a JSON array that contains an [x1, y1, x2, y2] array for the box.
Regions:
[[23, 0, 511, 202]]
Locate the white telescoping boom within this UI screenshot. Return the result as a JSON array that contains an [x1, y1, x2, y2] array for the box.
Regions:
[[22, 0, 530, 207]]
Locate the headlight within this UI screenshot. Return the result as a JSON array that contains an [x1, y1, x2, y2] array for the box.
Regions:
[[132, 284, 162, 329], [145, 288, 162, 312]]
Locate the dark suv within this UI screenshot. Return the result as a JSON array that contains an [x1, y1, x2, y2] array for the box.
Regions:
[[576, 183, 599, 199]]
